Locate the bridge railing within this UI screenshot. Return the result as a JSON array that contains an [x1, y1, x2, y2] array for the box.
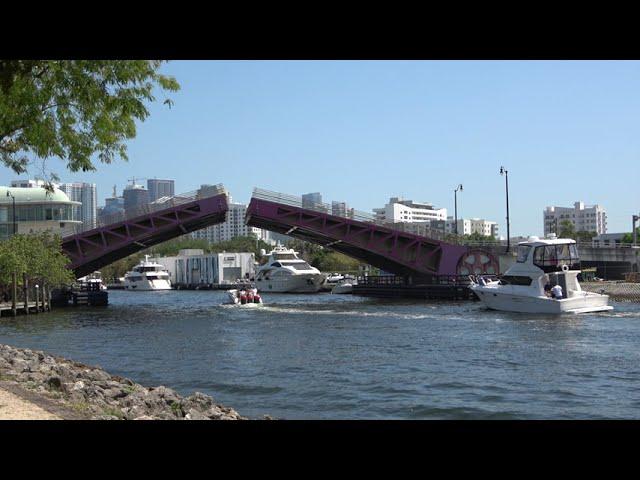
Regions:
[[61, 184, 227, 238], [252, 188, 464, 243]]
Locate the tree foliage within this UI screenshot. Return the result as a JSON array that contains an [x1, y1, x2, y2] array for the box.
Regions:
[[0, 232, 74, 287], [558, 220, 576, 239], [0, 60, 179, 183]]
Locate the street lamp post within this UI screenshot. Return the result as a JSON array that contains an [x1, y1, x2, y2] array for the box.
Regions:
[[6, 191, 16, 236], [500, 166, 510, 252], [454, 184, 463, 235]]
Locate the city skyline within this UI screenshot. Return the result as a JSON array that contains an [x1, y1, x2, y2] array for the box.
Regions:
[[1, 61, 638, 235]]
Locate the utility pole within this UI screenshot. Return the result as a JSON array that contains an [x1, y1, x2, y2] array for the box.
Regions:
[[500, 166, 510, 252], [454, 184, 463, 235]]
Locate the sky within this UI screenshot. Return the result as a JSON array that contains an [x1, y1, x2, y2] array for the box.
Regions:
[[3, 60, 639, 236]]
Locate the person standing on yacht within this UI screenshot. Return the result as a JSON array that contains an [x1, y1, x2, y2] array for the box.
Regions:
[[551, 284, 563, 299]]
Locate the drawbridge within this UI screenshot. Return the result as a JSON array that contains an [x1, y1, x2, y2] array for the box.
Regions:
[[245, 188, 500, 279], [62, 185, 228, 279]]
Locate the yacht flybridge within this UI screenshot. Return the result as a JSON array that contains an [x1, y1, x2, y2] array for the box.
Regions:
[[470, 237, 612, 314], [124, 255, 172, 291], [255, 245, 326, 293]]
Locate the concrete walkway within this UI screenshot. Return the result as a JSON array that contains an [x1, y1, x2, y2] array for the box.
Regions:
[[0, 387, 61, 420]]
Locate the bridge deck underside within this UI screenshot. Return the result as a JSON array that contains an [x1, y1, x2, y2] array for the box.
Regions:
[[246, 199, 468, 276], [63, 194, 228, 278]]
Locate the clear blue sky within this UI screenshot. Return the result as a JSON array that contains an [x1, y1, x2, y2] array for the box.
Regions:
[[4, 60, 640, 236]]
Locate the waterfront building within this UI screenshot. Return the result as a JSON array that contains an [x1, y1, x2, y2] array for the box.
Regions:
[[147, 178, 175, 203], [0, 186, 81, 239], [58, 182, 98, 230], [154, 249, 256, 285], [189, 195, 270, 244], [373, 197, 447, 224], [445, 217, 499, 238], [543, 201, 607, 236], [123, 183, 149, 216]]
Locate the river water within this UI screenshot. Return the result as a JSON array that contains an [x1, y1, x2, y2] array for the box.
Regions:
[[1, 290, 639, 419]]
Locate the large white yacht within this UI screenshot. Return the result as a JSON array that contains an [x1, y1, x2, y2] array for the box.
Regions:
[[255, 245, 326, 293], [124, 255, 172, 291], [470, 237, 612, 314]]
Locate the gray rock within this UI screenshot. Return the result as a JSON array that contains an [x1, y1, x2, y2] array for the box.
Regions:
[[185, 408, 210, 420]]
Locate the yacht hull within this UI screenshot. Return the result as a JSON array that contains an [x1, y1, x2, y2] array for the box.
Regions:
[[256, 274, 325, 293], [124, 279, 172, 291], [472, 286, 612, 314]]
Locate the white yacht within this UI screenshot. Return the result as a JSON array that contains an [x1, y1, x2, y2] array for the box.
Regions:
[[470, 237, 612, 314], [255, 245, 326, 293], [124, 255, 172, 291]]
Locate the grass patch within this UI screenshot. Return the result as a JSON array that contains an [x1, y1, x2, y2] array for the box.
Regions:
[[71, 401, 91, 414], [123, 384, 137, 394], [0, 372, 16, 381], [170, 401, 183, 417], [102, 406, 125, 420]]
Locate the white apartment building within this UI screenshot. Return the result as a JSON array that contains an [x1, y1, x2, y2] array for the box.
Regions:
[[445, 217, 499, 237], [543, 201, 607, 236], [373, 197, 447, 224], [190, 198, 270, 244], [58, 182, 98, 230]]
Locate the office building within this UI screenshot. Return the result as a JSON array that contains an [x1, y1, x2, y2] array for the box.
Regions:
[[302, 192, 323, 208], [373, 197, 447, 224], [543, 201, 607, 236], [123, 183, 149, 216], [445, 217, 499, 237], [58, 182, 98, 230], [147, 179, 175, 203], [190, 195, 270, 244]]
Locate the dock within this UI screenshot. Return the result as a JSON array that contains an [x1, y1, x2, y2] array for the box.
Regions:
[[352, 275, 478, 300]]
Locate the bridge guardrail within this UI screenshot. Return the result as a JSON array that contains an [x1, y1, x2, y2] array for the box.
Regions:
[[61, 184, 227, 238]]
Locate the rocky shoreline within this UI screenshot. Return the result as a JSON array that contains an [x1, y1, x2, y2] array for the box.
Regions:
[[0, 344, 246, 420]]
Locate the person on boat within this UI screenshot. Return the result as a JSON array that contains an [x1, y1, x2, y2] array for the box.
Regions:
[[544, 283, 552, 297], [551, 284, 563, 300]]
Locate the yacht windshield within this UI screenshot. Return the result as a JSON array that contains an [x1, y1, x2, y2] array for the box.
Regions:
[[274, 253, 297, 260], [280, 261, 313, 270], [516, 245, 531, 263], [533, 243, 580, 272]]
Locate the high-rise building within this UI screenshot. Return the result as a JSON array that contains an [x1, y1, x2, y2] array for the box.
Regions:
[[147, 179, 175, 202], [58, 182, 98, 230], [373, 197, 447, 224], [190, 195, 270, 244], [123, 183, 149, 216], [302, 192, 323, 208], [543, 201, 607, 236]]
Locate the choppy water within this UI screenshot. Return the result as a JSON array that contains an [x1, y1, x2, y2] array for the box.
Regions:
[[1, 290, 640, 419]]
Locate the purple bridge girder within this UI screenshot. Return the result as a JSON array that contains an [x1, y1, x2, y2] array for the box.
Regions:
[[62, 193, 228, 279], [246, 197, 497, 278]]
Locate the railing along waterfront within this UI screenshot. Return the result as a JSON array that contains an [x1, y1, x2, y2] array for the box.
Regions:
[[61, 184, 227, 237]]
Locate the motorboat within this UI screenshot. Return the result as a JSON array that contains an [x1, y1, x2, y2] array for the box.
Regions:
[[124, 255, 172, 291], [321, 272, 345, 291], [255, 245, 326, 293], [331, 277, 357, 294], [226, 284, 263, 306], [77, 271, 107, 291], [469, 237, 612, 314]]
